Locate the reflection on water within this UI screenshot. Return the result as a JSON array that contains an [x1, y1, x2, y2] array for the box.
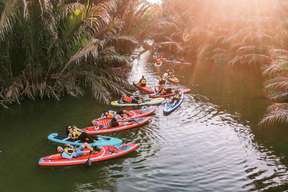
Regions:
[[0, 52, 288, 191]]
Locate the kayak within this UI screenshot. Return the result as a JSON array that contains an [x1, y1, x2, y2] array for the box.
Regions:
[[47, 133, 123, 147], [168, 77, 180, 84], [133, 82, 154, 94], [38, 143, 138, 167], [163, 92, 184, 115], [83, 116, 152, 135], [92, 107, 156, 124], [111, 98, 164, 107], [149, 88, 190, 98]]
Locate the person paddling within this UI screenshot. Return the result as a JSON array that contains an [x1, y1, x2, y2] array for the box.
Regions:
[[155, 56, 163, 67], [109, 117, 120, 127], [57, 143, 95, 159], [66, 126, 96, 143], [168, 70, 175, 78], [138, 75, 147, 87], [170, 90, 181, 103], [121, 94, 143, 104], [102, 111, 114, 118], [116, 109, 130, 118], [162, 72, 169, 80], [156, 78, 172, 95]]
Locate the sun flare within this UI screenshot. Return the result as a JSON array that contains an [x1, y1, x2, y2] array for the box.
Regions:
[[147, 0, 162, 4]]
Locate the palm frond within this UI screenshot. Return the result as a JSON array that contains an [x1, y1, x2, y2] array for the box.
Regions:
[[265, 76, 288, 91], [0, 0, 143, 107], [106, 36, 138, 54], [64, 39, 103, 70], [260, 103, 288, 127], [229, 54, 271, 67], [263, 49, 288, 75], [0, 0, 20, 39]]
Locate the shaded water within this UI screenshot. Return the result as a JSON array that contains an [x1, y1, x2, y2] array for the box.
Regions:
[[0, 52, 288, 192]]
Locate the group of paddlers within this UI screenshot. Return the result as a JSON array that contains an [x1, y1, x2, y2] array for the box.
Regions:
[[122, 70, 181, 105], [55, 126, 98, 159], [56, 110, 131, 159], [54, 70, 180, 160]]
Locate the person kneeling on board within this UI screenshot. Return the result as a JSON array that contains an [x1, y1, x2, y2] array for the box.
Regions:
[[121, 94, 143, 104], [66, 126, 96, 143], [116, 110, 130, 119], [57, 143, 95, 159], [156, 79, 172, 95], [101, 111, 115, 119], [138, 75, 147, 87], [162, 69, 174, 80], [109, 117, 120, 127], [170, 90, 181, 103]]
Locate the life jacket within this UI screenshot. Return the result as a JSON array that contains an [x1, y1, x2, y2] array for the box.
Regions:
[[64, 146, 75, 155], [104, 111, 114, 118], [107, 113, 113, 118], [70, 129, 82, 140], [174, 94, 180, 100], [122, 96, 133, 103], [140, 81, 146, 86], [107, 145, 119, 153], [162, 73, 169, 80], [159, 87, 166, 95], [159, 79, 166, 85], [139, 78, 146, 86]]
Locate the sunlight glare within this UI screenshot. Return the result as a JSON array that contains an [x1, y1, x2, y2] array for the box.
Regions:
[[147, 0, 162, 4]]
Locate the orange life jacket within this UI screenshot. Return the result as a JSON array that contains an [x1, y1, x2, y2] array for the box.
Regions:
[[122, 96, 133, 103], [106, 113, 113, 118], [159, 88, 166, 95], [139, 79, 146, 86], [174, 94, 180, 100]]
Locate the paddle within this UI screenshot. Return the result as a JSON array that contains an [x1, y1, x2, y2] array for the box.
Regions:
[[117, 117, 141, 123], [127, 118, 142, 123], [85, 150, 93, 167]]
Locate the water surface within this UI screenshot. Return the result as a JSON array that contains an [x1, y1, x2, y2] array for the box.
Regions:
[[0, 52, 288, 192]]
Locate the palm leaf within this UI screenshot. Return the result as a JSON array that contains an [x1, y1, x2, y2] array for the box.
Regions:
[[260, 103, 288, 127]]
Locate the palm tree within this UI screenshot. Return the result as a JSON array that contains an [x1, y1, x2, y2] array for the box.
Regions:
[[0, 0, 150, 107], [148, 0, 288, 127], [260, 103, 288, 127], [259, 48, 288, 126]]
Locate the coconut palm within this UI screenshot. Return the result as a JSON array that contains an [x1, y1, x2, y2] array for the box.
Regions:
[[0, 0, 150, 107], [260, 103, 288, 127], [148, 0, 288, 127]]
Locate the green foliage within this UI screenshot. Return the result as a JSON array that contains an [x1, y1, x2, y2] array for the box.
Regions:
[[0, 0, 150, 107], [263, 49, 288, 111], [150, 0, 288, 127], [259, 103, 288, 127]]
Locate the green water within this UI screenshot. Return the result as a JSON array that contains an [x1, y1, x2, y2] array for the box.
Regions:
[[1, 53, 288, 192]]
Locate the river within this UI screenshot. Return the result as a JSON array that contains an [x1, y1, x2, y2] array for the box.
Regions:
[[0, 52, 288, 192]]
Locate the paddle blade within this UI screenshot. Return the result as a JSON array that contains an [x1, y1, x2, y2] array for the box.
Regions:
[[85, 159, 92, 167]]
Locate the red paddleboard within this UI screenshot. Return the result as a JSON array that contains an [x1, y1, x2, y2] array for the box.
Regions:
[[38, 143, 138, 167], [83, 116, 151, 135], [91, 107, 156, 124], [133, 82, 154, 94]]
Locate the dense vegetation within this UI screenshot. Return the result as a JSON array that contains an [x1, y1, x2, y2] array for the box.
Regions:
[[0, 0, 287, 127], [145, 0, 288, 127], [0, 0, 155, 107]]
